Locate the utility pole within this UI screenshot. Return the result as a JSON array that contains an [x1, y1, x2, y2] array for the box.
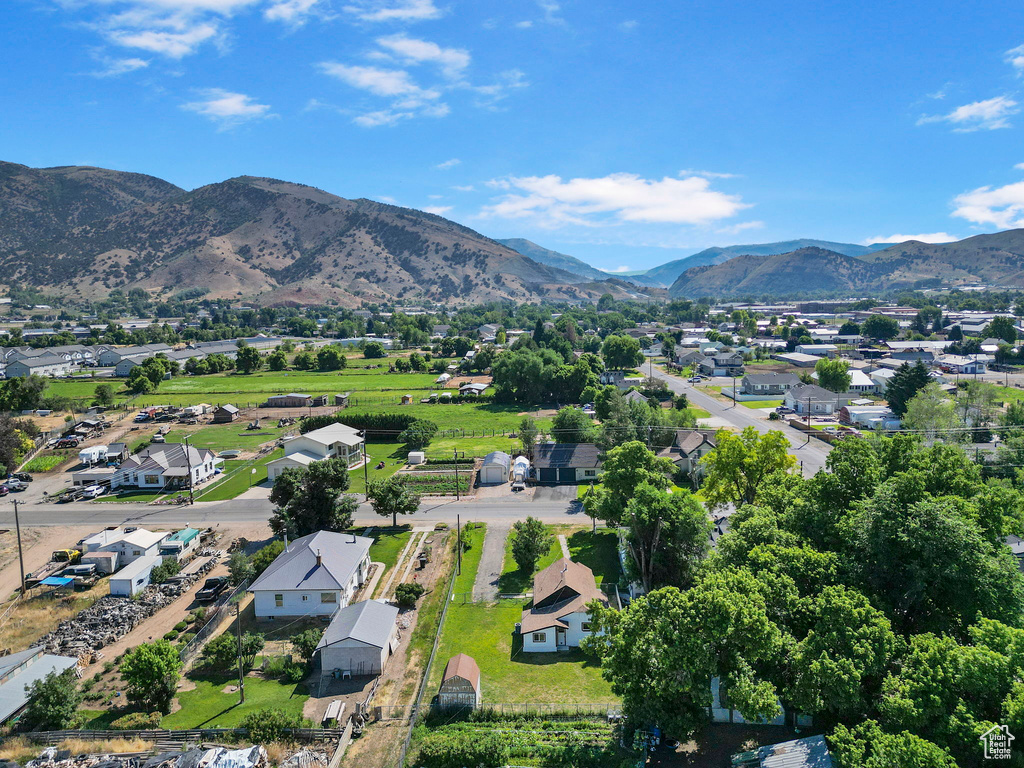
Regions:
[[456, 513, 461, 576], [12, 500, 25, 596], [453, 448, 460, 501], [805, 395, 812, 444], [235, 599, 245, 704], [183, 434, 195, 505]]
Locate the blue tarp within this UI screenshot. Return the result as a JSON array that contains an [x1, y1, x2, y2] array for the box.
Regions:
[[40, 576, 74, 587]]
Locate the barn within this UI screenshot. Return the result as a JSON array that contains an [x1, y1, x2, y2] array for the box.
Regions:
[[212, 404, 240, 423], [437, 653, 480, 710], [316, 600, 400, 678], [264, 393, 313, 408]]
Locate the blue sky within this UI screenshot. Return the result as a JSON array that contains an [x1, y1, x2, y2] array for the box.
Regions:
[[5, 0, 1024, 272]]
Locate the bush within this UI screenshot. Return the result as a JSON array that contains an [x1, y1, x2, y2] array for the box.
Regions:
[[398, 419, 439, 449], [163, 630, 179, 641], [283, 661, 307, 683], [173, 621, 188, 632], [292, 628, 324, 663], [110, 711, 162, 730], [149, 558, 181, 585], [417, 731, 511, 768], [395, 582, 426, 607], [192, 607, 207, 624], [179, 633, 196, 645], [299, 412, 419, 437], [241, 708, 306, 743], [83, 691, 104, 702]]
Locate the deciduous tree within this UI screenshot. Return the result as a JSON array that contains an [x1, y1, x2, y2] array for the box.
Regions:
[[700, 427, 796, 510], [510, 516, 552, 574], [120, 640, 182, 714], [367, 475, 421, 527]]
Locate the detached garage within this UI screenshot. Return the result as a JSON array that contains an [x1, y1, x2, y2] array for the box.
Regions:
[[478, 451, 511, 485], [317, 600, 400, 678]]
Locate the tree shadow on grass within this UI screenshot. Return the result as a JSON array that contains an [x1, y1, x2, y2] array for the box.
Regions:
[[496, 568, 533, 595]]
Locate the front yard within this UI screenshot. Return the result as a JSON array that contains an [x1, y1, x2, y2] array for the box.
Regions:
[[161, 674, 309, 729]]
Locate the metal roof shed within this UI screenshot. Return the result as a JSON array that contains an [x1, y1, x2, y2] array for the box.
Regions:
[[317, 600, 400, 677]]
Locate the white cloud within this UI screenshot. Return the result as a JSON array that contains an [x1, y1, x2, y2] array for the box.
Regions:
[[319, 62, 433, 97], [1006, 44, 1024, 72], [679, 168, 740, 179], [604, 266, 632, 272], [473, 68, 528, 109], [865, 232, 958, 244], [536, 0, 564, 24], [182, 88, 274, 128], [1015, 162, 1024, 171], [375, 34, 470, 79], [618, 20, 638, 31], [953, 180, 1024, 229], [453, 184, 475, 192], [479, 172, 750, 228], [343, 0, 442, 22], [108, 23, 221, 58], [435, 158, 461, 170], [422, 205, 452, 215], [90, 56, 150, 77], [515, 20, 533, 29], [264, 0, 322, 24], [917, 95, 1019, 132]]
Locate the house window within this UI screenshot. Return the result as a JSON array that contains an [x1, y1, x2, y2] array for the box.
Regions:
[[144, 474, 160, 484], [583, 469, 597, 477], [133, 550, 141, 556], [531, 632, 547, 643], [274, 594, 283, 607], [302, 594, 309, 602], [321, 592, 337, 604], [581, 622, 592, 632]]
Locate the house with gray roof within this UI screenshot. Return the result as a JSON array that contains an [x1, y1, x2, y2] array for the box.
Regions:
[[0, 647, 79, 724], [249, 530, 373, 618], [741, 372, 800, 396], [784, 384, 842, 415], [5, 354, 74, 378], [316, 599, 400, 677]]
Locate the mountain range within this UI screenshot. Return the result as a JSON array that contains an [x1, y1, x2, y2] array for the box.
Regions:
[[0, 161, 659, 307], [5, 159, 1024, 305]]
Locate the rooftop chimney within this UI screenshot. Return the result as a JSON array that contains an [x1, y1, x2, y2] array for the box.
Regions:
[[316, 550, 322, 567]]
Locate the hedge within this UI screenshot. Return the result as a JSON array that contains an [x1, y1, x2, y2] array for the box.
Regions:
[[299, 412, 420, 437]]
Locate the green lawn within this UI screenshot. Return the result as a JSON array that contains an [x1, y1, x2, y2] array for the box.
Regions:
[[160, 673, 309, 729], [454, 522, 487, 594], [690, 407, 712, 419], [193, 451, 281, 501], [96, 489, 167, 503], [566, 529, 622, 586], [365, 527, 414, 596], [740, 399, 783, 409], [427, 600, 616, 705], [497, 526, 564, 594]]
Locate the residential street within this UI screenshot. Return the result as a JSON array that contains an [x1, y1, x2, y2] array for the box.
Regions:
[[650, 367, 832, 476]]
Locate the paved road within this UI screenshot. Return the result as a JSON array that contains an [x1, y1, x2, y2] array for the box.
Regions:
[[0, 495, 588, 529], [651, 368, 832, 476]]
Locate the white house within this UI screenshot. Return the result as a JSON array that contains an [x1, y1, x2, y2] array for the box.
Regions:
[[98, 529, 168, 566], [266, 423, 365, 482], [5, 355, 74, 378], [111, 443, 220, 491], [109, 555, 162, 597], [520, 558, 608, 653], [936, 354, 988, 375], [249, 531, 373, 618], [316, 599, 400, 678]]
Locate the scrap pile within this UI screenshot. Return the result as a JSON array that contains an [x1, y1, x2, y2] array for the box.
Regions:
[[21, 747, 267, 768], [279, 750, 327, 768], [37, 555, 221, 657]]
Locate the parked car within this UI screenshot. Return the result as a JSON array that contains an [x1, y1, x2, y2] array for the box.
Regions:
[[79, 485, 104, 499], [5, 478, 25, 491], [775, 406, 794, 414], [11, 472, 32, 482], [0, 485, 8, 497], [688, 376, 702, 383], [196, 576, 229, 602], [151, 434, 166, 443], [55, 438, 80, 448]]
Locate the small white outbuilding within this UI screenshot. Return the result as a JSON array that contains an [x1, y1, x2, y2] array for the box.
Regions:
[[109, 555, 162, 597], [479, 451, 511, 485], [317, 600, 400, 678]]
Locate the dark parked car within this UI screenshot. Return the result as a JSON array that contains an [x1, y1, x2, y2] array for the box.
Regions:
[[0, 485, 8, 497], [11, 472, 32, 482], [196, 576, 230, 602]]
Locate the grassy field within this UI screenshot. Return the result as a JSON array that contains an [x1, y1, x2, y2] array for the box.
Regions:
[[0, 581, 110, 652], [160, 674, 309, 729], [739, 399, 783, 409], [163, 421, 292, 454], [565, 529, 622, 585], [365, 527, 414, 597], [427, 600, 616, 705], [690, 406, 713, 419], [497, 527, 564, 594]]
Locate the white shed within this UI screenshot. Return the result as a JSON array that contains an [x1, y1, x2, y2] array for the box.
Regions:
[[317, 600, 400, 678], [512, 456, 530, 483], [479, 451, 511, 485], [109, 555, 162, 597]]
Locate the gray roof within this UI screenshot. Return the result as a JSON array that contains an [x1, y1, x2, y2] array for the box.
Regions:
[[787, 383, 840, 403], [482, 451, 511, 470], [743, 373, 800, 386], [753, 735, 833, 768], [317, 600, 398, 650], [0, 648, 78, 723], [534, 443, 602, 469], [249, 531, 372, 592]]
